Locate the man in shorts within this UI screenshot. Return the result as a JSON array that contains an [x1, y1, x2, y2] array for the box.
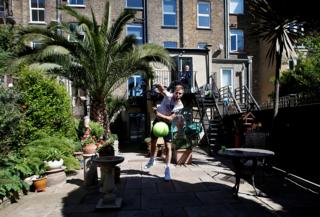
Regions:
[[144, 83, 184, 181]]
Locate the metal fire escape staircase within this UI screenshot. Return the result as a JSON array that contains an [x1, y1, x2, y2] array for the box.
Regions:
[[193, 76, 260, 155]]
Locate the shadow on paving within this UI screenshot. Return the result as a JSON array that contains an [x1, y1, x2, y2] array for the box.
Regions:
[[60, 162, 319, 217]]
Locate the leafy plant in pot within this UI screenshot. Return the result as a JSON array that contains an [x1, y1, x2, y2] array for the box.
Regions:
[[81, 135, 97, 154], [43, 148, 64, 170], [96, 136, 115, 157]]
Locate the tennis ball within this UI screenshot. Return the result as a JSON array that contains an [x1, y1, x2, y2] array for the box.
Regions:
[[153, 122, 169, 137]]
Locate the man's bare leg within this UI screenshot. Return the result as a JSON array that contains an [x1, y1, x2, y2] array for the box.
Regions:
[[164, 142, 172, 181], [144, 138, 157, 169]]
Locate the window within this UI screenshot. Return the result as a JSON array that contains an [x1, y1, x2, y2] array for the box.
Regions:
[[128, 75, 146, 97], [68, 0, 85, 6], [221, 68, 233, 89], [197, 1, 210, 29], [126, 0, 142, 9], [197, 42, 208, 49], [126, 24, 143, 45], [163, 0, 176, 27], [31, 41, 42, 49], [163, 41, 177, 48], [30, 0, 45, 23], [230, 0, 243, 14], [230, 29, 244, 52], [0, 0, 4, 12]]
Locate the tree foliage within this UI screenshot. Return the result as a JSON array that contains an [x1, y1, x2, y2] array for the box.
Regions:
[[280, 34, 320, 97], [16, 68, 77, 143], [4, 3, 174, 131]]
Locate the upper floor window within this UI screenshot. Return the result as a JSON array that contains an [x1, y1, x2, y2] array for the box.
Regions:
[[197, 1, 210, 29], [163, 0, 176, 27], [125, 0, 142, 9], [230, 29, 244, 52], [68, 0, 85, 6], [126, 24, 143, 45], [197, 42, 208, 49], [230, 0, 243, 14], [30, 0, 45, 23], [163, 41, 177, 48]]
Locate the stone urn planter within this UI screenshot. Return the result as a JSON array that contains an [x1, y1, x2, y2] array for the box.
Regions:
[[46, 159, 64, 170]]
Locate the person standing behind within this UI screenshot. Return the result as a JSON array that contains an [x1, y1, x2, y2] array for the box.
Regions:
[[178, 65, 192, 91], [144, 83, 185, 181]]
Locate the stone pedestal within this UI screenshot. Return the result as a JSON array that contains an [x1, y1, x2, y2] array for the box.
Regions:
[[93, 156, 124, 209], [83, 154, 98, 186], [46, 168, 66, 187]]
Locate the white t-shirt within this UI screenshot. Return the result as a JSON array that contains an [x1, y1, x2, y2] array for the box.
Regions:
[[157, 90, 184, 116]]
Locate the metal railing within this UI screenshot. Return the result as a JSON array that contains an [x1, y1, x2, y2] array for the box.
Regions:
[[234, 85, 261, 111]]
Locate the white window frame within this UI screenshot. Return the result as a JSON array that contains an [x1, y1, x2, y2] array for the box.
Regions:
[[220, 68, 234, 90], [67, 0, 85, 8], [30, 41, 42, 49], [29, 0, 46, 24], [230, 29, 244, 52], [126, 24, 143, 45], [197, 1, 211, 29], [125, 0, 143, 9], [230, 0, 244, 14], [162, 0, 177, 27]]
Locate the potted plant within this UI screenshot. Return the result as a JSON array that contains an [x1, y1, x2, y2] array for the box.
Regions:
[[81, 135, 97, 154], [96, 135, 116, 157], [43, 148, 64, 170]]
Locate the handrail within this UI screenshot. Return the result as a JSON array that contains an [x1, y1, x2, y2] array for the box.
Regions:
[[234, 85, 260, 112]]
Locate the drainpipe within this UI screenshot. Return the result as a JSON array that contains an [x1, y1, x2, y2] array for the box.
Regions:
[[224, 0, 229, 59], [179, 0, 183, 48], [143, 0, 148, 43], [56, 0, 61, 23], [247, 56, 253, 92]]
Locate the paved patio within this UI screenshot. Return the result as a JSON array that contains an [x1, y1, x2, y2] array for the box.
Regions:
[[0, 147, 318, 217]]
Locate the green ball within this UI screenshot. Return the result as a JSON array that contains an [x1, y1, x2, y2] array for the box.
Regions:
[[153, 122, 169, 137]]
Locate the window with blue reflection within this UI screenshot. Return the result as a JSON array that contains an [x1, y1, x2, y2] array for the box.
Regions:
[[163, 41, 177, 48], [163, 0, 176, 27], [126, 0, 142, 8], [128, 75, 146, 97], [126, 24, 143, 45], [197, 1, 210, 28], [230, 29, 244, 52], [68, 0, 84, 5]]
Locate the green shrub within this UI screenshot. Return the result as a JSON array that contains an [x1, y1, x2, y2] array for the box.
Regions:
[[90, 121, 105, 139], [16, 68, 77, 143], [22, 136, 80, 173], [0, 87, 22, 156]]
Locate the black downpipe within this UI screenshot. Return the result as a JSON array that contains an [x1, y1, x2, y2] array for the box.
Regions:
[[179, 0, 183, 47], [143, 0, 148, 43]]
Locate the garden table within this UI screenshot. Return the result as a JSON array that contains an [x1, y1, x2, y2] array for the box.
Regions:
[[218, 148, 275, 198]]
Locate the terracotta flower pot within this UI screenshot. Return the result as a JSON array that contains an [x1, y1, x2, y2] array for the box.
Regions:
[[82, 143, 97, 154], [33, 177, 47, 192]]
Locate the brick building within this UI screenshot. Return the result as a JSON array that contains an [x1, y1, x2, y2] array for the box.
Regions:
[[1, 0, 271, 145]]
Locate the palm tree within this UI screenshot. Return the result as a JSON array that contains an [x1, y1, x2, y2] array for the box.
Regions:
[[4, 2, 174, 132], [248, 0, 304, 118]]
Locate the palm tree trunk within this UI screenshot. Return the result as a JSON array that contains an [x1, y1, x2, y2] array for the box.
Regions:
[[90, 96, 110, 134]]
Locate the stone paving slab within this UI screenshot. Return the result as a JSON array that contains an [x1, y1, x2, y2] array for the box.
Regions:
[[0, 147, 319, 217]]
